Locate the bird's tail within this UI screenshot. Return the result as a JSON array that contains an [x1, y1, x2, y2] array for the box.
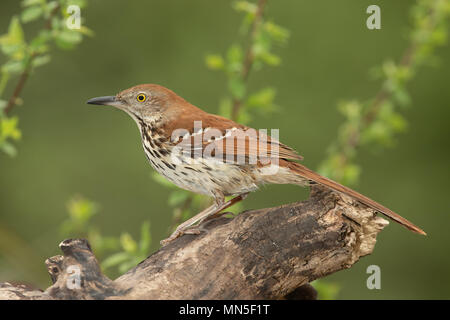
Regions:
[[285, 162, 426, 235]]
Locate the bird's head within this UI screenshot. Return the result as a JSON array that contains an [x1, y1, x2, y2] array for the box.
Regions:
[[87, 84, 182, 121]]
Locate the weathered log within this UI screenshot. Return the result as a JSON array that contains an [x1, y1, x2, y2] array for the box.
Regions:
[[0, 186, 388, 300]]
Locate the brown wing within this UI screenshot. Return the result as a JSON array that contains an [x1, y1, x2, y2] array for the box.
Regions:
[[165, 111, 303, 163]]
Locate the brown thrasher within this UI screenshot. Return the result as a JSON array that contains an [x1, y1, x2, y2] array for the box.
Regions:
[[87, 84, 426, 245]]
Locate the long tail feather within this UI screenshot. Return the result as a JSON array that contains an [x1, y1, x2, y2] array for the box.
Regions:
[[287, 162, 426, 235]]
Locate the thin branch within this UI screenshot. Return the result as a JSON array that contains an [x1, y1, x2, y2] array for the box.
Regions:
[[334, 5, 439, 172], [231, 0, 268, 121], [361, 44, 417, 128], [4, 58, 33, 115], [3, 5, 60, 115]]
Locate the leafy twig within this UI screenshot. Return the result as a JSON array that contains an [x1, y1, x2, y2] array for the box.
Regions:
[[0, 1, 92, 156], [231, 0, 267, 120], [4, 54, 32, 115], [318, 0, 449, 185], [4, 4, 60, 115]]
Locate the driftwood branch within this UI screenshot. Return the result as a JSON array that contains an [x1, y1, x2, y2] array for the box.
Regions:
[[0, 186, 388, 300]]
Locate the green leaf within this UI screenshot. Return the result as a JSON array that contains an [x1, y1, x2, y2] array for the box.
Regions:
[[0, 16, 26, 60], [21, 6, 44, 23], [0, 116, 22, 141], [120, 233, 137, 253], [264, 21, 290, 44], [387, 112, 407, 132], [139, 221, 151, 254], [152, 171, 176, 188], [2, 60, 25, 74], [54, 30, 82, 49], [29, 30, 51, 54], [67, 0, 88, 9], [226, 44, 243, 74], [7, 16, 25, 44], [191, 193, 209, 208], [338, 100, 362, 122], [168, 191, 189, 207], [236, 108, 251, 125], [45, 1, 60, 14], [101, 252, 130, 269], [362, 121, 392, 147], [342, 163, 361, 186], [118, 259, 140, 274], [253, 31, 271, 54], [0, 71, 10, 96], [21, 0, 43, 7], [218, 98, 232, 118], [232, 1, 257, 14], [228, 77, 245, 99], [181, 208, 193, 221], [245, 87, 276, 110], [227, 45, 243, 62], [66, 196, 98, 223], [312, 280, 340, 300], [393, 88, 411, 106], [32, 54, 51, 68], [0, 100, 7, 111], [78, 26, 95, 37], [205, 54, 225, 70], [1, 141, 17, 157], [258, 52, 281, 66], [88, 230, 120, 254]]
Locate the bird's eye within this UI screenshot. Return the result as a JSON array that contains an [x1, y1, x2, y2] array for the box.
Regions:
[[137, 94, 147, 102]]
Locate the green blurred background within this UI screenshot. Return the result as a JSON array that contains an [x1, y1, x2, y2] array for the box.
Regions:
[[0, 0, 449, 299]]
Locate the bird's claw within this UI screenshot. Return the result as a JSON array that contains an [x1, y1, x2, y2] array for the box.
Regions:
[[160, 226, 204, 246]]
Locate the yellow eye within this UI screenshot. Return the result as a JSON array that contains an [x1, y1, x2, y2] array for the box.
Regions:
[[137, 94, 147, 102]]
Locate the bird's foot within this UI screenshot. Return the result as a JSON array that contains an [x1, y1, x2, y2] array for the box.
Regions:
[[160, 226, 204, 246]]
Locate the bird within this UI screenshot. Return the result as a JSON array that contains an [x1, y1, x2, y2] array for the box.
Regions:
[[87, 84, 426, 245]]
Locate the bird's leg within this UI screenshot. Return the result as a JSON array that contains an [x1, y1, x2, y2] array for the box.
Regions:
[[160, 203, 220, 246], [160, 193, 249, 246], [200, 192, 249, 223]]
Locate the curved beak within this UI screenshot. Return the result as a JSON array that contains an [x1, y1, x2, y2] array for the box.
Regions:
[[86, 96, 123, 107]]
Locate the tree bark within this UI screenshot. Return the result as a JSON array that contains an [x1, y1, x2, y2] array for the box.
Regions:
[[0, 186, 388, 300]]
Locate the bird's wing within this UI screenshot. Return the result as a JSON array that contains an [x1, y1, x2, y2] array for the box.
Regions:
[[168, 113, 303, 163]]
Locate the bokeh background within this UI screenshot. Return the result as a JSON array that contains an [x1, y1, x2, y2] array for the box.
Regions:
[[0, 0, 449, 299]]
